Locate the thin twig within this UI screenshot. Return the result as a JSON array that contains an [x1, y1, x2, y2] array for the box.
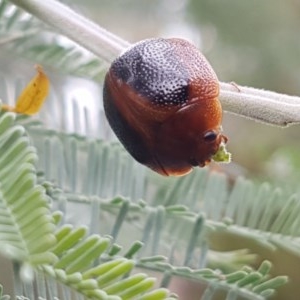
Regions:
[[8, 0, 300, 127]]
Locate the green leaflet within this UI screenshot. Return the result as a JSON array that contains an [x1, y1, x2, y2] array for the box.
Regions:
[[40, 223, 173, 299], [0, 111, 56, 266]]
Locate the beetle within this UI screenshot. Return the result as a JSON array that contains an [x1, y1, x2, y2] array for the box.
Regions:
[[103, 38, 228, 176]]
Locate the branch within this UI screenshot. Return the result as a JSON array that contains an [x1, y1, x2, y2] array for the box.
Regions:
[[8, 0, 300, 127], [220, 83, 300, 126]]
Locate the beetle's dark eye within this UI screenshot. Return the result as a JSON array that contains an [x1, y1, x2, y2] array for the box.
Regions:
[[204, 131, 217, 142]]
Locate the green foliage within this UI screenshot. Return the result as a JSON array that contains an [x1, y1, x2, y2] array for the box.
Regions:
[[0, 109, 289, 300], [0, 112, 56, 267], [0, 108, 176, 299], [41, 224, 174, 300]]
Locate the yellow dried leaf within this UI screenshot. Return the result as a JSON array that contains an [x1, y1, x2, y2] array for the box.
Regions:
[[14, 64, 50, 115]]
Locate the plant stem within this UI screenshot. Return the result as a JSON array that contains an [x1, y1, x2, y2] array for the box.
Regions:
[[8, 0, 300, 127], [220, 83, 300, 126]]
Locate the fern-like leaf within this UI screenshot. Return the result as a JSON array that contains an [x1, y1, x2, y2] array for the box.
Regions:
[[0, 110, 56, 268], [37, 224, 174, 300]]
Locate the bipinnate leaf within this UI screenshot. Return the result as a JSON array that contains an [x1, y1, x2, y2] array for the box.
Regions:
[[0, 111, 56, 266]]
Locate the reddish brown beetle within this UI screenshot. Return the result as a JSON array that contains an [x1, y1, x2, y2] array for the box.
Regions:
[[103, 38, 228, 176]]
